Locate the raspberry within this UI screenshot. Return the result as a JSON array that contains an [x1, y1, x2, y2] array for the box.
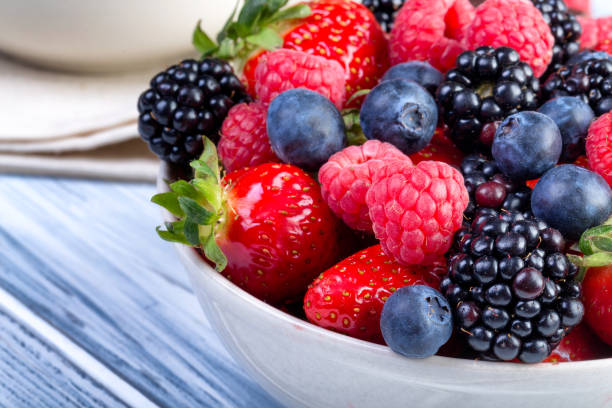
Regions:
[[319, 140, 410, 232], [578, 16, 598, 49], [586, 112, 612, 187], [217, 102, 279, 172], [582, 16, 608, 52], [366, 160, 469, 265], [462, 0, 555, 78], [566, 0, 590, 16], [254, 49, 347, 110], [388, 0, 475, 73]]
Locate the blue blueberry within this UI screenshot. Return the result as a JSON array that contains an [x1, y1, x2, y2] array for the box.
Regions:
[[531, 165, 612, 240], [360, 79, 438, 155], [380, 285, 453, 358], [538, 97, 594, 161], [267, 89, 346, 171], [567, 50, 612, 66], [492, 111, 562, 181], [381, 61, 443, 95]]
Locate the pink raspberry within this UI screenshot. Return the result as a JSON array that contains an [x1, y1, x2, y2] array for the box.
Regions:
[[462, 0, 554, 78], [366, 160, 469, 265], [217, 102, 279, 172], [566, 0, 591, 16], [389, 0, 475, 73], [578, 16, 598, 50], [319, 140, 410, 232], [578, 16, 612, 55], [254, 49, 346, 110], [586, 112, 612, 188]]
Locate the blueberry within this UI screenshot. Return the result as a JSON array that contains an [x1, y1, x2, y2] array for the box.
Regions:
[[538, 97, 594, 161], [492, 112, 562, 181], [531, 165, 612, 240], [267, 89, 346, 171], [360, 79, 438, 155], [380, 285, 453, 358], [381, 61, 443, 95], [567, 50, 612, 66]]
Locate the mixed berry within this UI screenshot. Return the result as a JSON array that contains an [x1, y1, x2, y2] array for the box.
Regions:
[[141, 0, 612, 364]]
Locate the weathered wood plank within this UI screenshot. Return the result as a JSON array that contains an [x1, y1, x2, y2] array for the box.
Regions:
[[0, 305, 128, 408], [0, 175, 281, 408]]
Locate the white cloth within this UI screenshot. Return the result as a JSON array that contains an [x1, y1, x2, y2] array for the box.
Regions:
[[0, 54, 160, 181]]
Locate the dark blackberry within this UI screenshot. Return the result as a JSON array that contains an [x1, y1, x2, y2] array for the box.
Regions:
[[137, 58, 250, 165], [460, 154, 533, 220], [362, 0, 404, 32], [542, 58, 612, 116], [436, 47, 540, 152], [441, 209, 583, 363], [531, 0, 582, 78]]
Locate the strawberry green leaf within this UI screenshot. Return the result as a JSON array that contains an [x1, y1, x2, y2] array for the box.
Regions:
[[246, 27, 283, 50], [192, 178, 222, 213], [237, 0, 268, 27], [196, 137, 220, 180], [156, 222, 190, 245], [193, 21, 218, 56], [203, 233, 228, 271], [582, 252, 612, 268], [593, 236, 612, 252], [191, 160, 216, 181], [178, 196, 216, 225], [268, 4, 311, 23], [579, 224, 612, 255], [151, 192, 184, 217], [183, 220, 200, 246], [217, 1, 240, 43], [169, 179, 200, 200]]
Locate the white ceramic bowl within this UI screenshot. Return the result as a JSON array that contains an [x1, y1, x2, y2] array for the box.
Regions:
[[158, 163, 612, 408], [0, 0, 238, 72]]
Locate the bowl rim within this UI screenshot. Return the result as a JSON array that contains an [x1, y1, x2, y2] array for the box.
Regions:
[[158, 162, 612, 372]]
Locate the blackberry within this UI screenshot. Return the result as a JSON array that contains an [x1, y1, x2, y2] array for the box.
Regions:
[[532, 0, 582, 78], [542, 58, 612, 116], [362, 0, 404, 32], [436, 47, 540, 152], [441, 209, 584, 363], [137, 58, 250, 165], [460, 154, 533, 220]]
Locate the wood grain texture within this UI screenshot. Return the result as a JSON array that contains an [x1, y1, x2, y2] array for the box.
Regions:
[[0, 175, 282, 408], [0, 305, 127, 408]]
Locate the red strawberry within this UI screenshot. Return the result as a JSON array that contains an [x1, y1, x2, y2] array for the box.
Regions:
[[545, 323, 611, 363], [304, 245, 443, 343], [154, 140, 341, 304], [194, 0, 388, 106], [409, 128, 465, 167], [583, 265, 612, 347]]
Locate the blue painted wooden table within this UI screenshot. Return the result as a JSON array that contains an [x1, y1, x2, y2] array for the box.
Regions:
[[0, 174, 282, 408]]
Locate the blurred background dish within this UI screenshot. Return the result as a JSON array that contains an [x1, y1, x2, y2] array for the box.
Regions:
[[0, 0, 237, 72]]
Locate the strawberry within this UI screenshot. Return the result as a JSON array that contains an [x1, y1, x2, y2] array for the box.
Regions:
[[544, 323, 611, 363], [572, 219, 612, 346], [153, 139, 341, 304], [304, 245, 443, 344], [194, 0, 389, 106], [583, 265, 612, 347], [409, 128, 464, 167]]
